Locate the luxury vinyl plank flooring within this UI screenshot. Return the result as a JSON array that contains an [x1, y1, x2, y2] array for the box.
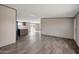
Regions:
[[0, 32, 78, 54]]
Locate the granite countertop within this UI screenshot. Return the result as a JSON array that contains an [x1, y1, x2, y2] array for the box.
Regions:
[[18, 26, 28, 29]]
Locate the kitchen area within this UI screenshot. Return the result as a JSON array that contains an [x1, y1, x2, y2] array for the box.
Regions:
[[16, 20, 41, 40], [17, 21, 28, 37]]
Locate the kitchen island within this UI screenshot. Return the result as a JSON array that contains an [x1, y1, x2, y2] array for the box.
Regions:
[[17, 25, 28, 37]]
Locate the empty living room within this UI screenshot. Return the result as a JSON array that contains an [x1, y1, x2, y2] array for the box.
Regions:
[[0, 4, 79, 54]]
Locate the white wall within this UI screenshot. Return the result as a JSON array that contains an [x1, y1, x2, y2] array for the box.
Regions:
[[0, 5, 16, 47], [35, 23, 41, 32], [76, 14, 79, 47], [74, 18, 77, 41], [41, 18, 74, 39]]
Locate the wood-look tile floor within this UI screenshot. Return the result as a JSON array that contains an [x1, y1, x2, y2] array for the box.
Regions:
[[0, 32, 79, 54]]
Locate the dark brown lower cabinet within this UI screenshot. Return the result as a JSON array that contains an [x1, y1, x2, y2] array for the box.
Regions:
[[20, 29, 28, 36]]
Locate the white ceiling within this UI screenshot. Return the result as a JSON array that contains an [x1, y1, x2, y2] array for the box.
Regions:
[[6, 4, 79, 21]]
